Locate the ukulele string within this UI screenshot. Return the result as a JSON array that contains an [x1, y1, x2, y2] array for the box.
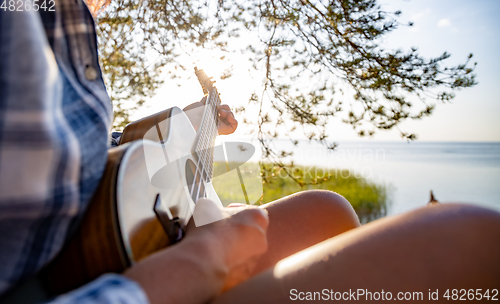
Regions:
[[196, 91, 219, 199], [191, 95, 218, 201], [190, 72, 220, 202], [199, 93, 219, 197], [190, 96, 213, 198], [190, 89, 220, 202], [189, 92, 213, 198]]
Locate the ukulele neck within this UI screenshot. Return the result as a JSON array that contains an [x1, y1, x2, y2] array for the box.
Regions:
[[192, 87, 221, 181]]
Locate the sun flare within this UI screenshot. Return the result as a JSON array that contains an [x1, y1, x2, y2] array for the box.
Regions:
[[189, 49, 232, 81]]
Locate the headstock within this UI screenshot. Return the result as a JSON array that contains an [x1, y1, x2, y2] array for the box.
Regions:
[[194, 67, 215, 96]]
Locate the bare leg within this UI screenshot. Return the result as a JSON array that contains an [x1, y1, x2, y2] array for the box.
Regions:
[[213, 203, 500, 303], [254, 190, 360, 275]]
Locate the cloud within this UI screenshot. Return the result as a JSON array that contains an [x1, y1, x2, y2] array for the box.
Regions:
[[438, 19, 451, 27]]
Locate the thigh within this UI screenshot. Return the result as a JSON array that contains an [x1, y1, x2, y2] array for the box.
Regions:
[[253, 190, 360, 275], [214, 203, 500, 304]]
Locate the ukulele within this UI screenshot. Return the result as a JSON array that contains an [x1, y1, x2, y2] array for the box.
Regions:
[[42, 68, 235, 295]]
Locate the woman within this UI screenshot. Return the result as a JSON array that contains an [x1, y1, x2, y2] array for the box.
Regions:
[[0, 1, 498, 303]]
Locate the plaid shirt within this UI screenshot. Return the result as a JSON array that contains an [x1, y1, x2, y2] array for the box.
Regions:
[[0, 1, 147, 303]]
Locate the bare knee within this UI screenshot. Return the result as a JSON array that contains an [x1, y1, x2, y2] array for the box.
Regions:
[[405, 203, 500, 230], [263, 190, 360, 232], [409, 203, 500, 246], [252, 190, 360, 274]]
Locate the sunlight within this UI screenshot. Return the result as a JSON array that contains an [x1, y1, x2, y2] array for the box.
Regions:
[[188, 49, 230, 81], [273, 245, 325, 279]]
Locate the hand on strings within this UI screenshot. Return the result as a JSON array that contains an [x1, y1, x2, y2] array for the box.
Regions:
[[183, 97, 238, 135]]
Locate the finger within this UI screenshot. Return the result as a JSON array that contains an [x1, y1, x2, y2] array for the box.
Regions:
[[217, 112, 238, 135], [230, 207, 269, 232], [225, 208, 269, 264], [218, 123, 237, 135], [227, 203, 247, 208], [217, 104, 231, 111], [220, 108, 236, 118], [219, 111, 236, 124], [219, 110, 237, 124], [217, 105, 236, 122]]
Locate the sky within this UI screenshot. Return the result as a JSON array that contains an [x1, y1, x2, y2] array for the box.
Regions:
[[134, 0, 500, 142]]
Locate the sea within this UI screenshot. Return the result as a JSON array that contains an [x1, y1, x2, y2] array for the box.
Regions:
[[236, 140, 500, 216]]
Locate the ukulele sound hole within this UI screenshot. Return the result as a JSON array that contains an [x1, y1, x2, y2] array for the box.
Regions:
[[185, 159, 205, 203]]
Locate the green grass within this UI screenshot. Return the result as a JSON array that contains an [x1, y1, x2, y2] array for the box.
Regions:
[[212, 162, 390, 223]]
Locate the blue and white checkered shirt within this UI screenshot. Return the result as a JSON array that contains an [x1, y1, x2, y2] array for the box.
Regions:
[[0, 1, 148, 303]]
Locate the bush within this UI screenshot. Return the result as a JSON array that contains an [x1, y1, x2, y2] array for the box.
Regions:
[[213, 162, 390, 223]]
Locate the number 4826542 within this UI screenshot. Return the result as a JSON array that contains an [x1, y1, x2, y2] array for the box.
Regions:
[[1, 0, 55, 11], [443, 289, 498, 301]]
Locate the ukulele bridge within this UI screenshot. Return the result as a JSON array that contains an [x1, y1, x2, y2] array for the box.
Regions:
[[153, 194, 184, 244]]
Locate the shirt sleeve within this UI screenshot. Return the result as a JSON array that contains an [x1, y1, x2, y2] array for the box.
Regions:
[[47, 274, 149, 304], [0, 7, 135, 304], [110, 132, 123, 147]]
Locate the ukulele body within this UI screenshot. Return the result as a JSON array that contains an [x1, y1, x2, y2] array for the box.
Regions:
[[43, 106, 222, 295]]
